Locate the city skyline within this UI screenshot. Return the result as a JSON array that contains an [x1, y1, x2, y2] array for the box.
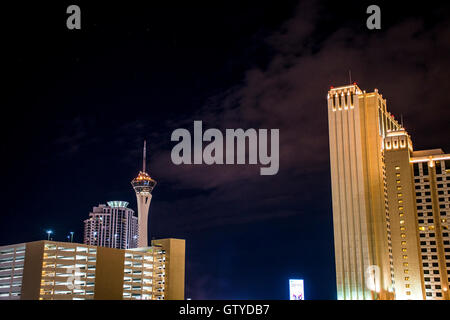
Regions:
[[2, 1, 450, 300]]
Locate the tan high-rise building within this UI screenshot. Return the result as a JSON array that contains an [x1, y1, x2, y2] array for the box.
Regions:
[[0, 238, 185, 300], [328, 84, 450, 300], [327, 84, 397, 300], [384, 130, 424, 300], [386, 142, 450, 300]]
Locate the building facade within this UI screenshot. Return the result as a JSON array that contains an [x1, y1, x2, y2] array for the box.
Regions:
[[397, 148, 450, 299], [327, 84, 396, 300], [0, 239, 185, 300], [83, 201, 138, 249], [384, 130, 425, 300], [411, 151, 450, 299], [0, 243, 25, 300], [327, 84, 450, 300]]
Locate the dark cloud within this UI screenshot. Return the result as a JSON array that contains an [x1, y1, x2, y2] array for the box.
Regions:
[[151, 2, 450, 194], [143, 3, 450, 298]]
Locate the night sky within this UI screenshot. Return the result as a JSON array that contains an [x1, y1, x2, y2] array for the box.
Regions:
[[2, 1, 450, 300]]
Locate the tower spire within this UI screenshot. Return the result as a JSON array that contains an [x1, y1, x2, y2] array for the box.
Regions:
[[132, 140, 157, 248], [143, 140, 146, 173]]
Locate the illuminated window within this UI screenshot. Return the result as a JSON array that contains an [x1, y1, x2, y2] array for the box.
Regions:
[[406, 291, 411, 295], [404, 269, 409, 273], [403, 262, 409, 267], [400, 226, 406, 231], [401, 241, 407, 245], [397, 186, 402, 191], [419, 226, 425, 231], [404, 277, 410, 281], [396, 180, 401, 184], [397, 193, 403, 198], [400, 220, 405, 224], [396, 173, 401, 178], [428, 225, 435, 230], [399, 206, 404, 210], [402, 248, 407, 252], [405, 284, 410, 288], [401, 233, 406, 238], [398, 200, 404, 204], [395, 166, 400, 170], [403, 255, 408, 260]]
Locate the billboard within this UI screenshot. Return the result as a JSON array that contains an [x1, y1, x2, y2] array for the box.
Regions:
[[289, 279, 304, 300]]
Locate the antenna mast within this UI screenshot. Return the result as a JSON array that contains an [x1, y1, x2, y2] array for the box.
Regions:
[[143, 140, 146, 172], [349, 70, 352, 84]]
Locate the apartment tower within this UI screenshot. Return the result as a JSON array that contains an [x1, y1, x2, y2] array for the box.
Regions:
[[83, 201, 138, 249]]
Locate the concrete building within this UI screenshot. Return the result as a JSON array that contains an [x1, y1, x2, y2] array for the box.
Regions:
[[0, 239, 185, 300], [83, 201, 138, 249], [327, 83, 450, 300], [131, 141, 157, 248]]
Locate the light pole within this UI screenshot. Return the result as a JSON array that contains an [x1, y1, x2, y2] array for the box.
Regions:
[[70, 232, 74, 243], [46, 230, 53, 241]]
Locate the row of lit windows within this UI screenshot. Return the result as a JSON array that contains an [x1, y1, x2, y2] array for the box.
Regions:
[[394, 168, 418, 297], [44, 245, 96, 254], [0, 247, 25, 255]]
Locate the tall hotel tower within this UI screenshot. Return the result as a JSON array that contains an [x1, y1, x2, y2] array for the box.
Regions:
[[83, 201, 138, 249], [327, 84, 397, 300], [327, 84, 450, 300], [131, 141, 157, 248]]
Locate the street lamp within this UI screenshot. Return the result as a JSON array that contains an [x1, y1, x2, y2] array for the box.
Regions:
[[46, 230, 53, 241], [70, 232, 74, 243]]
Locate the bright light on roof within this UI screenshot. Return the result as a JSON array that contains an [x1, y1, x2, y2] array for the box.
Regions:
[[107, 201, 129, 208]]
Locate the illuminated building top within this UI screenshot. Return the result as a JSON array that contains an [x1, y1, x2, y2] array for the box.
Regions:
[[131, 171, 157, 193], [107, 201, 129, 208]]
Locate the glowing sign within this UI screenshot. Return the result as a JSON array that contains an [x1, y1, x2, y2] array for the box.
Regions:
[[289, 279, 304, 300]]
